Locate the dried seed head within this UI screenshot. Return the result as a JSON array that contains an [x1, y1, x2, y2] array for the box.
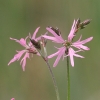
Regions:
[[30, 39, 41, 50]]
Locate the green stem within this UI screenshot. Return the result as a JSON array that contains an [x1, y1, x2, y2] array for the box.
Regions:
[[46, 61, 60, 100], [67, 56, 70, 100], [38, 50, 60, 100]]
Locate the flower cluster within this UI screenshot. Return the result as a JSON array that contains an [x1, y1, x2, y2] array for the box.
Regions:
[[8, 27, 41, 71], [8, 19, 93, 70], [43, 19, 93, 67], [8, 18, 93, 100]]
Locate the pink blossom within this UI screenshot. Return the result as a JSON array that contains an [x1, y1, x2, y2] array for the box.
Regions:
[[11, 98, 15, 100], [8, 27, 41, 71], [43, 20, 93, 67]]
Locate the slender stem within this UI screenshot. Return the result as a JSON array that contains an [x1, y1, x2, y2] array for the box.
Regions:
[[38, 50, 60, 100], [67, 56, 70, 100], [46, 61, 60, 100]]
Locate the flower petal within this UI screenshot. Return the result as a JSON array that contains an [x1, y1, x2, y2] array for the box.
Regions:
[[42, 35, 63, 43], [32, 27, 40, 39], [48, 47, 66, 67], [74, 53, 84, 58], [68, 48, 75, 67], [20, 53, 30, 71], [72, 36, 93, 50], [8, 50, 26, 66], [79, 37, 93, 44], [53, 47, 66, 67], [68, 48, 84, 67], [73, 37, 93, 45], [46, 27, 64, 43], [48, 50, 60, 59], [42, 35, 57, 41], [10, 37, 27, 47], [68, 20, 76, 41]]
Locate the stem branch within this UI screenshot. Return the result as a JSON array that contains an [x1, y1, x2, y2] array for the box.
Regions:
[[38, 50, 60, 100]]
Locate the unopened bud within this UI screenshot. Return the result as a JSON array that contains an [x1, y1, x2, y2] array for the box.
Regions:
[[80, 19, 91, 29], [83, 19, 91, 25]]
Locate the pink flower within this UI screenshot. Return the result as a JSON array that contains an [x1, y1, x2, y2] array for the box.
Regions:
[[11, 98, 15, 100], [8, 27, 41, 71], [43, 20, 93, 67]]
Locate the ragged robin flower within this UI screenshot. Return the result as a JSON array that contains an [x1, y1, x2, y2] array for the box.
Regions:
[[42, 19, 93, 67], [8, 27, 41, 71]]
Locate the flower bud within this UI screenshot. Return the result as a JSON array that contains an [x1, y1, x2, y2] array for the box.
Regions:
[[80, 19, 91, 29]]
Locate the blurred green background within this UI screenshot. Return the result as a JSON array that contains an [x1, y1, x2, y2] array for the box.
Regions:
[[0, 0, 100, 100]]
